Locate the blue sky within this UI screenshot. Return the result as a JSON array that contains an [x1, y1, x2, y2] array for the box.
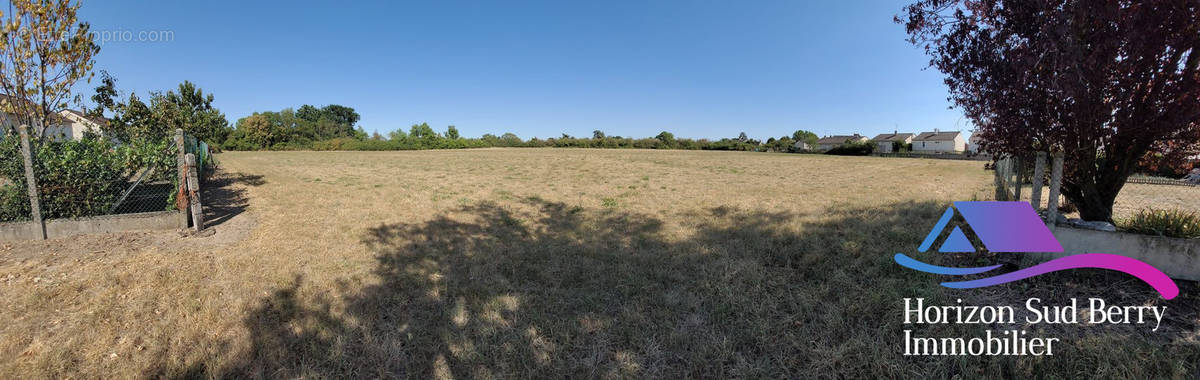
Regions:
[[74, 0, 970, 140]]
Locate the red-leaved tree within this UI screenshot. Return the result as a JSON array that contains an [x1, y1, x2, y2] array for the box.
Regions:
[[899, 0, 1200, 222]]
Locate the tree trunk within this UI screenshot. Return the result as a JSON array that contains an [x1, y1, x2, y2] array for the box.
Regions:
[[1072, 193, 1114, 222], [1062, 174, 1125, 223]]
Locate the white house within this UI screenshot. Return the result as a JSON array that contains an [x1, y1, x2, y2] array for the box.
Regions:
[[911, 129, 966, 153], [816, 134, 869, 151], [1, 104, 106, 142], [52, 109, 107, 141], [792, 140, 812, 151], [870, 132, 914, 153], [965, 133, 984, 153]]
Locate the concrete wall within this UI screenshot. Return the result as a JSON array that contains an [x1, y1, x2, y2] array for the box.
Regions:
[[0, 222, 41, 241], [0, 211, 186, 241], [1031, 226, 1200, 281]]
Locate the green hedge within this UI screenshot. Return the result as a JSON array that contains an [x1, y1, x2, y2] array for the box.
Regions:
[[0, 136, 176, 222], [825, 141, 875, 156]]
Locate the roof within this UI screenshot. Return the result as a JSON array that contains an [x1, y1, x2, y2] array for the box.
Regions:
[[816, 134, 866, 144], [60, 109, 108, 126], [913, 131, 962, 141], [871, 133, 914, 142]]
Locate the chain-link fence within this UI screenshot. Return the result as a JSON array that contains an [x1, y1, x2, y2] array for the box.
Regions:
[[0, 168, 31, 222], [1, 127, 213, 224]]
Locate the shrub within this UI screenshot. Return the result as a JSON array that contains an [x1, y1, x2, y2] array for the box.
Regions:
[[0, 136, 176, 222], [825, 141, 874, 156], [1121, 208, 1200, 239]]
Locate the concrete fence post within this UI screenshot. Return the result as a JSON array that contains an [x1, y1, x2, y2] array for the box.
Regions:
[[17, 125, 45, 240], [1045, 152, 1065, 227], [185, 153, 204, 232], [993, 156, 1008, 201], [1011, 156, 1023, 201], [174, 129, 187, 228], [1030, 152, 1046, 209]]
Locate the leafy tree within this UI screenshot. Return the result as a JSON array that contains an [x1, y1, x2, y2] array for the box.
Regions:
[[235, 114, 281, 148], [655, 131, 675, 148], [481, 133, 499, 146], [388, 127, 409, 141], [446, 125, 460, 139], [900, 0, 1200, 222], [737, 132, 749, 142], [296, 105, 322, 122], [99, 80, 230, 144], [410, 123, 438, 139], [500, 132, 522, 147], [106, 92, 155, 142], [151, 81, 230, 143], [319, 105, 359, 137], [223, 103, 362, 148], [295, 104, 359, 139], [0, 0, 100, 137], [764, 136, 796, 152], [320, 105, 359, 126], [593, 130, 606, 139], [792, 130, 818, 147], [87, 70, 118, 120]]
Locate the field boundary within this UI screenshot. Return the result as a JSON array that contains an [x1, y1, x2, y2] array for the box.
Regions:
[[1127, 176, 1199, 187], [0, 210, 185, 241], [871, 152, 990, 161]]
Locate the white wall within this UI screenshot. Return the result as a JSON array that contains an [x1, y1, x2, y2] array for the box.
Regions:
[[912, 136, 965, 153], [42, 124, 74, 141], [1, 112, 94, 142]]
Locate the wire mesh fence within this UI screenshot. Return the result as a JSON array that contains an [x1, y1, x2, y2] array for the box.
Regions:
[[0, 174, 31, 222], [1, 127, 214, 225], [1127, 174, 1200, 187]]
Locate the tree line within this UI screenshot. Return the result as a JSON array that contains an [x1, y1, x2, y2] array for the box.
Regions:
[[82, 75, 834, 154], [219, 110, 826, 154]]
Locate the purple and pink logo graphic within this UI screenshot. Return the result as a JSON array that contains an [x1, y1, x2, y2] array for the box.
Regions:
[[895, 201, 1179, 300]]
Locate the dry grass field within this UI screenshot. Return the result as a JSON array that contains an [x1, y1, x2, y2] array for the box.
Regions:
[[0, 148, 1197, 378]]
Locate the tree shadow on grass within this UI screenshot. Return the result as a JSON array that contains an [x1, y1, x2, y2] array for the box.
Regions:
[[201, 170, 265, 228], [169, 198, 1200, 378]]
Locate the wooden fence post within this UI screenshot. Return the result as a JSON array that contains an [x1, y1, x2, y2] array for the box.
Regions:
[[185, 153, 204, 232], [17, 125, 45, 240], [1030, 152, 1046, 209], [1045, 152, 1064, 227]]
